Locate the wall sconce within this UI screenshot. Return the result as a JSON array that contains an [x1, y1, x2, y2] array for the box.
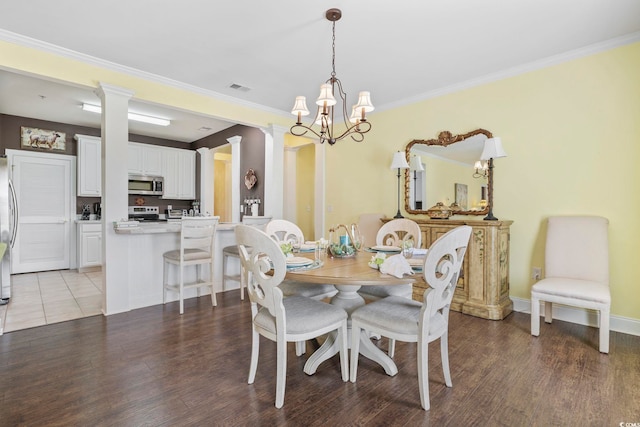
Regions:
[[390, 151, 410, 218], [473, 160, 489, 178], [480, 137, 507, 221]]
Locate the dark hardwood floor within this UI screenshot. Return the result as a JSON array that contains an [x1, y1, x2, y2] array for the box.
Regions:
[[0, 290, 638, 426]]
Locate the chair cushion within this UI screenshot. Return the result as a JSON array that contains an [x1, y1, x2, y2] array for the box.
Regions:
[[352, 295, 446, 336], [358, 284, 412, 299], [163, 248, 210, 262], [532, 277, 611, 304], [223, 245, 239, 255], [279, 281, 337, 298], [254, 296, 347, 335]]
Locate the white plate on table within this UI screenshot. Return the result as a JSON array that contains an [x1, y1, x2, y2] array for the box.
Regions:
[[299, 243, 316, 252], [370, 245, 401, 253], [286, 257, 314, 267]]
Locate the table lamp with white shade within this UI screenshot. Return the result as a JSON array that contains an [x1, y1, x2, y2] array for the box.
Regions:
[[391, 151, 410, 218], [480, 137, 507, 220]]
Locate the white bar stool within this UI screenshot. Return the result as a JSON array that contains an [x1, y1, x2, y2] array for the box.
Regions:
[[163, 216, 219, 314]]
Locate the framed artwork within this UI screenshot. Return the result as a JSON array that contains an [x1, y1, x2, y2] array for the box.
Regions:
[[21, 127, 66, 151], [455, 183, 468, 210]]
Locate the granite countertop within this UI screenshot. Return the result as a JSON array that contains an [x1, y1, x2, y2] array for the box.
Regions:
[[114, 220, 238, 234]]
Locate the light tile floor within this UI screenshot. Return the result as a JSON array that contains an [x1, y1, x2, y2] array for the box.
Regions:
[[0, 270, 102, 334]]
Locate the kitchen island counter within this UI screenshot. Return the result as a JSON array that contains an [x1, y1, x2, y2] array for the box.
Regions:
[[113, 221, 240, 310]]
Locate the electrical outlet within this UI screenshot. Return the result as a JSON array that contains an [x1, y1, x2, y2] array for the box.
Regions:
[[532, 267, 541, 280]]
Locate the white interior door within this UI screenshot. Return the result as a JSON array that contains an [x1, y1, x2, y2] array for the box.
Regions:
[[8, 150, 75, 274]]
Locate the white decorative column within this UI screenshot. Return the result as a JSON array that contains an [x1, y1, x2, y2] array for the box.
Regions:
[[314, 141, 326, 240], [96, 82, 133, 315], [283, 145, 299, 223], [263, 125, 286, 220], [197, 147, 213, 215], [227, 136, 242, 223]]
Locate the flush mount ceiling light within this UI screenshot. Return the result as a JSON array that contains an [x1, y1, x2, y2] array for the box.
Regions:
[[290, 8, 374, 145], [81, 103, 171, 127]]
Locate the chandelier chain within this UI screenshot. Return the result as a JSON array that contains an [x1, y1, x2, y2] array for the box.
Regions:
[[331, 21, 336, 79]]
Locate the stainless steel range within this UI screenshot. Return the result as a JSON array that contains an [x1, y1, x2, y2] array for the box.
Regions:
[[128, 206, 161, 221]]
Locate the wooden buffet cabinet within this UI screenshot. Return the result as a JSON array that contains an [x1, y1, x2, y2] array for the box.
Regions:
[[386, 218, 513, 320]]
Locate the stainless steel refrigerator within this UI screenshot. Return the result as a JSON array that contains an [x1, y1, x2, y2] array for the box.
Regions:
[[0, 156, 17, 304]]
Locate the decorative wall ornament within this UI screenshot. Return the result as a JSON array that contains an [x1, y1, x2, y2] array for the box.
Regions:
[[21, 126, 66, 150], [244, 168, 257, 190]]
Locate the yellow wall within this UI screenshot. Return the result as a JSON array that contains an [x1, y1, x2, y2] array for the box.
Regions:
[[2, 38, 638, 320], [325, 42, 640, 320], [295, 144, 315, 239], [213, 158, 229, 222]]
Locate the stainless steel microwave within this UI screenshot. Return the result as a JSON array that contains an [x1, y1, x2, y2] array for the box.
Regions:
[[128, 174, 164, 196]]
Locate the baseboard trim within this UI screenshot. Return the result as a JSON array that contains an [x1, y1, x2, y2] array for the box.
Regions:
[[511, 297, 640, 337]]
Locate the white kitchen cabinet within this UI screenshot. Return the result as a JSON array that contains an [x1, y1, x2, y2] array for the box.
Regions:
[[128, 142, 163, 176], [75, 134, 101, 196], [179, 149, 196, 199], [162, 147, 195, 200], [77, 222, 102, 271]]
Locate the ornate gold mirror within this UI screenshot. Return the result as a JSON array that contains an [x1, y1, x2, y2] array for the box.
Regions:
[[404, 129, 493, 216]]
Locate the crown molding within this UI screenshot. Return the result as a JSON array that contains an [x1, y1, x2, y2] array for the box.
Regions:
[[2, 28, 639, 119], [0, 29, 291, 119], [376, 31, 640, 113]]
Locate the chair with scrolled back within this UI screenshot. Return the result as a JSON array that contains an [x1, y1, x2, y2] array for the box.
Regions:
[[236, 224, 348, 408], [349, 225, 472, 411]]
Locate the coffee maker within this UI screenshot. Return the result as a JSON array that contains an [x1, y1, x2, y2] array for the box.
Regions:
[[93, 202, 102, 220]]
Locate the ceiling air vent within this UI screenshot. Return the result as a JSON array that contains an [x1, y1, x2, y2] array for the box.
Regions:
[[229, 83, 251, 92]]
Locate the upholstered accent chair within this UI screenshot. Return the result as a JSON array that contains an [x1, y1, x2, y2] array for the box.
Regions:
[[531, 216, 611, 353]]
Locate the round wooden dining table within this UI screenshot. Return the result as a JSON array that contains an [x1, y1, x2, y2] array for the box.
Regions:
[[286, 250, 416, 377]]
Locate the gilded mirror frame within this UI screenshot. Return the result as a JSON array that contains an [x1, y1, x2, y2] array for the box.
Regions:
[[404, 129, 493, 216]]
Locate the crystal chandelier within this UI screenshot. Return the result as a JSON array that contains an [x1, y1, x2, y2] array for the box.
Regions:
[[290, 8, 374, 145]]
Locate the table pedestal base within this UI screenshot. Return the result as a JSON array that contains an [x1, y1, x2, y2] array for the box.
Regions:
[[303, 284, 398, 376]]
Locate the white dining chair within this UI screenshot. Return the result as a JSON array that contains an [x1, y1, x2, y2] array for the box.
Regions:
[[222, 215, 271, 299], [358, 218, 423, 356], [264, 219, 338, 356], [531, 216, 611, 353], [236, 224, 348, 409], [359, 218, 422, 301], [349, 225, 472, 411], [163, 216, 219, 315], [264, 219, 338, 301]]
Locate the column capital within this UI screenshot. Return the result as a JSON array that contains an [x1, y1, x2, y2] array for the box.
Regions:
[[95, 82, 134, 100], [227, 135, 242, 145]]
